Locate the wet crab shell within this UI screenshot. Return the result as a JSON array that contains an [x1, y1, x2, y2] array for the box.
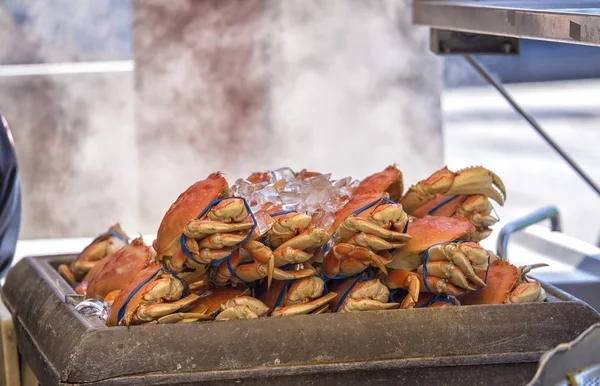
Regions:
[[387, 216, 475, 271], [85, 237, 154, 300], [354, 165, 404, 202], [328, 192, 387, 235], [106, 262, 190, 326], [191, 286, 249, 315], [153, 172, 229, 258]]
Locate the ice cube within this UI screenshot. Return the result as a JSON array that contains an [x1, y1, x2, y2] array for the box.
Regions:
[[254, 211, 273, 235], [74, 299, 108, 321], [305, 185, 335, 213], [280, 191, 304, 211], [333, 177, 352, 188], [311, 209, 336, 231], [230, 178, 256, 199], [325, 193, 350, 213], [307, 174, 332, 189], [270, 167, 297, 183], [251, 185, 283, 209], [282, 180, 309, 195]]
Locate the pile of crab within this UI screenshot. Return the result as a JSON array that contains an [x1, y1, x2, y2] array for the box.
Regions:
[[58, 165, 547, 326]]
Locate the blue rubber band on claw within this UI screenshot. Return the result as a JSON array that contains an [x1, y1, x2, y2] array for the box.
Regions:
[[421, 240, 491, 298], [324, 196, 402, 281], [269, 210, 298, 217], [180, 197, 258, 267], [334, 276, 370, 312], [427, 195, 459, 216], [116, 267, 186, 325]]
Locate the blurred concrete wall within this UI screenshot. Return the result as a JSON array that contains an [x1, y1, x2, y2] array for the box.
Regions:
[[133, 0, 443, 231], [0, 0, 443, 239]]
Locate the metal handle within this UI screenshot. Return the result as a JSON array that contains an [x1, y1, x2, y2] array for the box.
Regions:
[[497, 206, 562, 259]]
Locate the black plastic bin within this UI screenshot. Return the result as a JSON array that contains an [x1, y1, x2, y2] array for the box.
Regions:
[[3, 254, 599, 385]]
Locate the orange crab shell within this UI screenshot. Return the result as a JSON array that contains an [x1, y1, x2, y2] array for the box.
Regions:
[[409, 194, 467, 218], [297, 169, 323, 180], [354, 165, 404, 202], [400, 216, 474, 253], [458, 259, 518, 305], [107, 261, 164, 326], [247, 172, 269, 184], [154, 172, 229, 258], [328, 192, 387, 235], [86, 237, 154, 300], [326, 277, 359, 312], [192, 286, 249, 314], [259, 279, 288, 312]]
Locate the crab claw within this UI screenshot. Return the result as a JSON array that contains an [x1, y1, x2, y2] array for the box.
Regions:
[[508, 281, 546, 303], [339, 216, 412, 242], [420, 274, 464, 296], [241, 240, 274, 289], [216, 297, 270, 320], [417, 262, 477, 291], [447, 166, 506, 206], [401, 166, 506, 214], [336, 278, 399, 312], [384, 270, 420, 309], [206, 198, 249, 223], [332, 243, 389, 275], [271, 292, 338, 316]]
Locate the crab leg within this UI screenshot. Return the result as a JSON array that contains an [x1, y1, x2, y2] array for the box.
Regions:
[[401, 166, 507, 214], [184, 220, 253, 238], [198, 233, 247, 249], [419, 274, 464, 296], [444, 166, 506, 206], [274, 227, 329, 253], [206, 198, 249, 223], [384, 270, 421, 309], [418, 262, 477, 290], [215, 297, 270, 320], [338, 279, 399, 312], [346, 233, 405, 251], [157, 311, 213, 324], [427, 243, 487, 287], [265, 213, 312, 248], [507, 264, 549, 303], [132, 293, 201, 324], [339, 216, 412, 242], [332, 243, 390, 275], [272, 267, 316, 280], [231, 262, 314, 283], [369, 203, 409, 232], [271, 292, 337, 316], [241, 240, 274, 287], [272, 247, 312, 266]]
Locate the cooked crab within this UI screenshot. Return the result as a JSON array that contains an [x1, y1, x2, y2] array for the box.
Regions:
[[459, 259, 547, 305], [328, 276, 399, 312], [84, 237, 154, 300], [400, 166, 506, 241], [385, 216, 489, 308], [58, 223, 129, 285], [107, 263, 204, 326], [323, 194, 411, 278], [261, 276, 338, 316]]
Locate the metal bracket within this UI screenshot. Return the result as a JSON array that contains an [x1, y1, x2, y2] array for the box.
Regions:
[[431, 29, 519, 55], [497, 206, 562, 259], [464, 55, 600, 197]]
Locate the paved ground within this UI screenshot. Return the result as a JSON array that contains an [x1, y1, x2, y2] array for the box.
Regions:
[[442, 79, 600, 247]]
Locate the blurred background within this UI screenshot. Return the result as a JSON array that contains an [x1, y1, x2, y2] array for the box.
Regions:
[[0, 0, 599, 248]]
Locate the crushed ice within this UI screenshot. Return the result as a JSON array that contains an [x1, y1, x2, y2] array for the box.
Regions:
[[231, 168, 353, 230]]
